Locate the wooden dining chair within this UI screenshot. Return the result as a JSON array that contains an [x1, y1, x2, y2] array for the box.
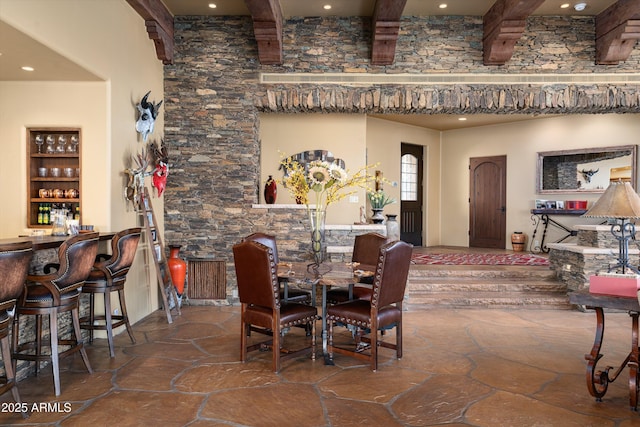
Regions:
[[243, 232, 311, 304], [326, 232, 388, 304], [0, 241, 32, 417], [233, 240, 318, 373], [12, 232, 99, 396], [326, 240, 412, 371], [80, 227, 142, 358]]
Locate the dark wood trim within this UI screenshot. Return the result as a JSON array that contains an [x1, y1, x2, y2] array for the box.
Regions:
[[371, 0, 407, 65], [126, 0, 174, 64], [596, 0, 640, 65], [245, 0, 284, 65], [482, 0, 545, 65]]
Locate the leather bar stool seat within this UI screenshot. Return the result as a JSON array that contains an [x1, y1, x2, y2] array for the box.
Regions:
[[80, 228, 141, 358], [0, 241, 32, 417], [12, 233, 99, 396]]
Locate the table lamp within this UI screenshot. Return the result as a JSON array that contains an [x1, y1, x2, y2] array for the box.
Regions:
[[582, 180, 640, 274]]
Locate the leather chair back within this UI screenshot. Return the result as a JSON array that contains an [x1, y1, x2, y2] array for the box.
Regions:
[[352, 232, 387, 266], [0, 242, 32, 312], [95, 228, 141, 281], [371, 240, 413, 309], [233, 240, 279, 309], [50, 232, 99, 294], [242, 232, 279, 264]]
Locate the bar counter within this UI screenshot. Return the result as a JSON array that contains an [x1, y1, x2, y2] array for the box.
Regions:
[[0, 231, 115, 250]]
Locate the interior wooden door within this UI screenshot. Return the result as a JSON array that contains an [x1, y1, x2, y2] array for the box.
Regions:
[[469, 155, 506, 248], [400, 143, 423, 246]]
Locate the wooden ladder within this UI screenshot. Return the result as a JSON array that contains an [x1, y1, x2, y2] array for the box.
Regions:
[[138, 186, 181, 323]]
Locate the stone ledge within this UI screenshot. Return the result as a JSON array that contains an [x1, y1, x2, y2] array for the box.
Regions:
[[252, 204, 306, 209], [575, 224, 614, 231], [548, 242, 639, 255]]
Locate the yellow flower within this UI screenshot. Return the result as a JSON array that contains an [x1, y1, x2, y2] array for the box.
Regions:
[[279, 153, 377, 212]]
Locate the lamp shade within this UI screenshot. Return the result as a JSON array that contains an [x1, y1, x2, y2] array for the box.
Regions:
[[582, 181, 640, 219]]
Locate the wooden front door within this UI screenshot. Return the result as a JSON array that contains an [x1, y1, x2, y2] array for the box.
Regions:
[[400, 143, 423, 246], [469, 155, 506, 248]]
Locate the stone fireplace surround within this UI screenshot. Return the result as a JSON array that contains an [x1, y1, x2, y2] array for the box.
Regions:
[[164, 15, 640, 303]]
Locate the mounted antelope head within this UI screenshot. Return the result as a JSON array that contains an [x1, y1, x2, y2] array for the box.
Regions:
[[579, 168, 599, 183]]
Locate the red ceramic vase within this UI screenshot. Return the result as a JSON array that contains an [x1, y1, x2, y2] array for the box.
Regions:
[[167, 244, 186, 295], [264, 175, 277, 204]]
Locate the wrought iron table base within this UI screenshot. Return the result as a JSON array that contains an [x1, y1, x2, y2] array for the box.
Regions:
[[584, 306, 640, 410]]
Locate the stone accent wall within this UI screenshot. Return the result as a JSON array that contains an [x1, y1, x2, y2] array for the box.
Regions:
[[164, 15, 640, 301], [577, 228, 619, 248], [549, 248, 612, 292]]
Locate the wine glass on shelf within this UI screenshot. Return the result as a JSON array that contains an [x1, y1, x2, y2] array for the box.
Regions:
[[45, 135, 55, 154], [68, 135, 78, 153], [56, 135, 67, 153], [35, 134, 44, 153]]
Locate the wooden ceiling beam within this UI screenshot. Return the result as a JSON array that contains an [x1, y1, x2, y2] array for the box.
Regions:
[[126, 0, 174, 64], [483, 0, 545, 66], [371, 0, 407, 65], [245, 0, 283, 65], [596, 0, 640, 65]]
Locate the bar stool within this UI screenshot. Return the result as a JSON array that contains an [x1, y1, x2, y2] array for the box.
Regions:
[[12, 232, 99, 396], [80, 227, 141, 358], [0, 241, 32, 416]]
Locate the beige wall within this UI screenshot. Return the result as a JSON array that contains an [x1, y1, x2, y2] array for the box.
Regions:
[[0, 0, 165, 324], [0, 82, 109, 234], [261, 112, 640, 250], [260, 113, 368, 224], [260, 114, 443, 245], [440, 114, 640, 248], [366, 117, 442, 246]]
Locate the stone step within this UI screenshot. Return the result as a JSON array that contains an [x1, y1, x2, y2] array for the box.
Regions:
[[408, 278, 567, 293], [409, 265, 554, 280], [406, 291, 571, 309], [406, 264, 569, 309]]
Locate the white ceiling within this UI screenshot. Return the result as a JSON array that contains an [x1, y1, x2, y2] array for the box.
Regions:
[[0, 0, 622, 130]]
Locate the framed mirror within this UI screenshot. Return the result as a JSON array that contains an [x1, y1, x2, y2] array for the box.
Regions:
[[537, 145, 637, 194]]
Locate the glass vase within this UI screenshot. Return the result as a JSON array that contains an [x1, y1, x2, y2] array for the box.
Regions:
[[309, 208, 326, 266]]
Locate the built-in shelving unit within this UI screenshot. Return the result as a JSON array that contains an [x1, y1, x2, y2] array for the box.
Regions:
[[27, 127, 81, 228]]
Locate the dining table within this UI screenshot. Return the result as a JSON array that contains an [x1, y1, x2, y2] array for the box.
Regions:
[[278, 261, 376, 364]]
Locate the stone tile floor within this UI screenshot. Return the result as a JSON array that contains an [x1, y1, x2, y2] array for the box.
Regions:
[[2, 304, 640, 426]]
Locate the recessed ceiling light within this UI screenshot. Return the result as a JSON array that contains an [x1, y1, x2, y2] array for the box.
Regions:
[[560, 3, 570, 8], [458, 117, 467, 121], [323, 5, 332, 10], [21, 66, 34, 72], [208, 3, 216, 9], [574, 2, 587, 11], [439, 4, 447, 9]]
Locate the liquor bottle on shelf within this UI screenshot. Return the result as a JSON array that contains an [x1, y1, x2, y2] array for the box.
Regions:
[[44, 204, 50, 225], [38, 205, 44, 225]]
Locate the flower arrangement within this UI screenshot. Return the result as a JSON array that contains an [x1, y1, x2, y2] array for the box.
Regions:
[[368, 189, 396, 209], [280, 154, 375, 264], [279, 156, 373, 211]]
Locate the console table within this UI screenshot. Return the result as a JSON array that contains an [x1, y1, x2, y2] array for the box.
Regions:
[[530, 209, 587, 253], [569, 290, 640, 410]]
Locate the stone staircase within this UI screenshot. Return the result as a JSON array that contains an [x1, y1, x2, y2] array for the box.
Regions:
[[406, 264, 571, 309]]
